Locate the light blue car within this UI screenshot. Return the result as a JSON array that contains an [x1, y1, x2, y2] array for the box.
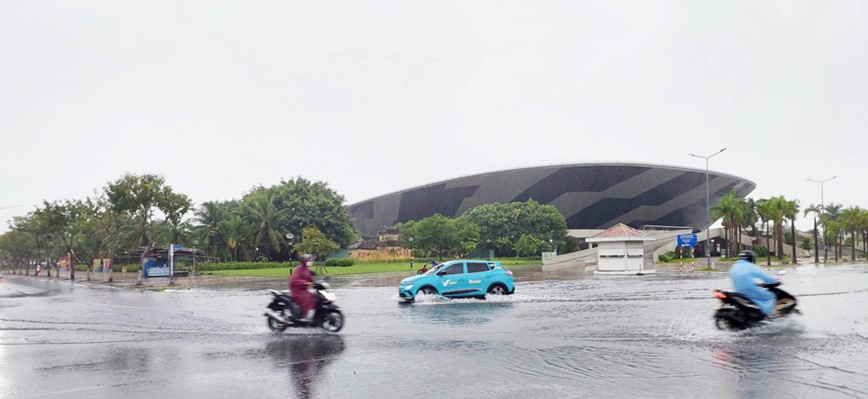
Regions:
[[398, 260, 515, 301]]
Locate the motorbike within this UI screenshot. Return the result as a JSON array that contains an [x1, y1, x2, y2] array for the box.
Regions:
[[264, 281, 344, 333], [712, 280, 800, 331]]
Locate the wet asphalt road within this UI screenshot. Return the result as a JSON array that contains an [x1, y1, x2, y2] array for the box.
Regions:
[[2, 265, 867, 399]]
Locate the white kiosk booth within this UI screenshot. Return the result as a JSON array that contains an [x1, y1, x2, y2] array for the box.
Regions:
[[588, 223, 656, 275]]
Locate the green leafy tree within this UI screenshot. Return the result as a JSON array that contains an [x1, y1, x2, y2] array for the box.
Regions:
[[399, 214, 480, 260], [294, 226, 339, 262], [268, 178, 357, 248], [0, 230, 36, 273], [799, 237, 813, 251], [104, 173, 191, 247], [514, 234, 542, 257], [460, 200, 567, 256], [159, 191, 193, 245]]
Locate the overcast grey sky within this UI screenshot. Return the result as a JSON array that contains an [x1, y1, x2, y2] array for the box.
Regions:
[[1, 1, 865, 232]]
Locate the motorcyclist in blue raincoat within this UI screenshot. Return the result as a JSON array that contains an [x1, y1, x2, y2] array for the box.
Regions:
[[729, 250, 777, 317]]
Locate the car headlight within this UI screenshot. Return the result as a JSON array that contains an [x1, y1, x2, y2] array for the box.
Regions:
[[402, 284, 413, 291]]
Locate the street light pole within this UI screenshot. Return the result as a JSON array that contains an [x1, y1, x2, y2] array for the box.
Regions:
[[689, 147, 727, 270], [807, 176, 837, 263]]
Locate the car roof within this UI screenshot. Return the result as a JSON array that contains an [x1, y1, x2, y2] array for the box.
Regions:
[[440, 259, 501, 266]]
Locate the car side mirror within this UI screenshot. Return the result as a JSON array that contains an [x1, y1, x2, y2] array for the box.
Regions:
[[436, 271, 446, 276]]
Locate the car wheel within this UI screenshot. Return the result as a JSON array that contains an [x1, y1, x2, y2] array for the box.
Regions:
[[487, 284, 508, 295], [419, 286, 438, 296]]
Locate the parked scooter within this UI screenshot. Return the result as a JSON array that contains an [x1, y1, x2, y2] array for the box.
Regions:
[[264, 281, 344, 333]]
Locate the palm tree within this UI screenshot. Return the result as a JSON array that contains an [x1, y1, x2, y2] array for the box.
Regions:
[[192, 201, 227, 257], [783, 199, 800, 264], [841, 206, 863, 262], [244, 193, 289, 260], [711, 191, 744, 258], [756, 199, 773, 266], [803, 204, 822, 263], [823, 203, 843, 261], [860, 209, 868, 258], [766, 196, 788, 261], [738, 197, 756, 253], [218, 215, 249, 261]]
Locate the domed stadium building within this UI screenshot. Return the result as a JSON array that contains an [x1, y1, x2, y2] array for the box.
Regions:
[[347, 163, 755, 237]]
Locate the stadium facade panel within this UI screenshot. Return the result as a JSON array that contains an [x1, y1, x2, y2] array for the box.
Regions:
[[347, 163, 755, 237]]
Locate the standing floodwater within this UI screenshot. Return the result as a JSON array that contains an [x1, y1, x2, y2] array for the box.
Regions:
[[1, 265, 866, 398]]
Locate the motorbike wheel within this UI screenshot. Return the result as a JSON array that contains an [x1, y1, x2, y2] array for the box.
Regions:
[[714, 317, 736, 331], [267, 315, 289, 333], [714, 309, 745, 331], [320, 310, 344, 333]]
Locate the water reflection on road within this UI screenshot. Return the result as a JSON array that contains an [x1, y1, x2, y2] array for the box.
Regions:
[[1, 264, 867, 398]]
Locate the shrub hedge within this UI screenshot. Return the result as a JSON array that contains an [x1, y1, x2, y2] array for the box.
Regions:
[[196, 262, 289, 271], [324, 258, 354, 267]]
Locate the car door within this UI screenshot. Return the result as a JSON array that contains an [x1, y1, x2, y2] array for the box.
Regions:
[[436, 262, 467, 296], [464, 261, 492, 295]]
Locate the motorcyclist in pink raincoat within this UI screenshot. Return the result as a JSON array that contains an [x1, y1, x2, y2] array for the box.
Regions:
[[289, 254, 317, 321]]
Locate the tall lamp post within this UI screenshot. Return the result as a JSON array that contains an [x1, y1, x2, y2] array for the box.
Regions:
[[689, 147, 727, 269], [807, 176, 837, 263]]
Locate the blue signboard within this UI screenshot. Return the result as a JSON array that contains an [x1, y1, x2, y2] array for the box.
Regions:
[[677, 234, 697, 247], [143, 257, 170, 277]]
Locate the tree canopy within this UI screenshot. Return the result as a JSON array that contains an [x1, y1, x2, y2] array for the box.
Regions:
[[398, 214, 480, 260], [459, 199, 568, 257]]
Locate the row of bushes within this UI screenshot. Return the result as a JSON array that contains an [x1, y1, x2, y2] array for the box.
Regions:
[[196, 262, 288, 271], [71, 264, 141, 272], [324, 258, 354, 267]]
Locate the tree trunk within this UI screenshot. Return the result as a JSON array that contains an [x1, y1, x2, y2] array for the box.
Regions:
[[824, 229, 829, 263], [791, 222, 797, 264], [737, 226, 742, 254], [851, 230, 856, 262], [776, 223, 785, 260], [766, 222, 772, 266]]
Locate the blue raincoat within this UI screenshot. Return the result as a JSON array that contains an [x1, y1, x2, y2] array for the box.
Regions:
[[729, 259, 777, 315]]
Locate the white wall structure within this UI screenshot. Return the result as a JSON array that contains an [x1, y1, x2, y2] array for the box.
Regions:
[[587, 224, 656, 275]]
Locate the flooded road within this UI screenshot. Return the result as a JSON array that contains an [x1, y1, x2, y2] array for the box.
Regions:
[[2, 265, 867, 398]]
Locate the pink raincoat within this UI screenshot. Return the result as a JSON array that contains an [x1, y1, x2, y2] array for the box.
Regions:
[[289, 263, 316, 313]]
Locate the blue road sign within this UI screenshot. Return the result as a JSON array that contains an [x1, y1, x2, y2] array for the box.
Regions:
[[677, 234, 697, 247]]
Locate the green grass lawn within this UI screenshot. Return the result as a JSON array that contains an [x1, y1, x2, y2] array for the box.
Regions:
[[209, 258, 541, 278]]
